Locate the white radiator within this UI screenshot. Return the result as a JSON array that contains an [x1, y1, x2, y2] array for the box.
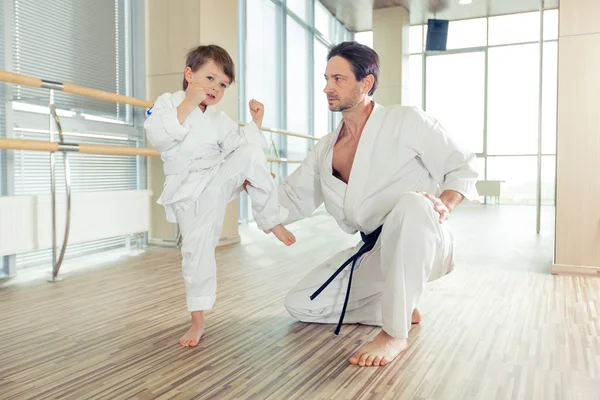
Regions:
[[0, 190, 152, 256]]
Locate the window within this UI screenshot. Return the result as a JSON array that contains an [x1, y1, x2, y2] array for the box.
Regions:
[[11, 126, 139, 196], [487, 44, 539, 155], [409, 25, 424, 54], [542, 42, 558, 154], [476, 157, 486, 180], [426, 52, 485, 154], [332, 18, 352, 43], [0, 0, 5, 198], [486, 156, 554, 205], [2, 0, 145, 270], [12, 0, 131, 122], [541, 156, 556, 205], [446, 18, 487, 50], [9, 0, 141, 197], [246, 0, 280, 130], [415, 9, 559, 204], [315, 1, 331, 39], [487, 41, 557, 156], [421, 19, 487, 51], [314, 39, 330, 138], [244, 0, 351, 163], [241, 0, 351, 220], [0, 3, 5, 276], [543, 10, 559, 41], [487, 156, 538, 204], [488, 10, 559, 46], [407, 55, 422, 108], [286, 17, 310, 164], [286, 0, 309, 22], [354, 31, 373, 48], [408, 25, 424, 110]]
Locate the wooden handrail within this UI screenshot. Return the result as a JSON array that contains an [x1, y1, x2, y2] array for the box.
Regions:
[[0, 138, 302, 163], [0, 70, 319, 141], [0, 71, 152, 108]]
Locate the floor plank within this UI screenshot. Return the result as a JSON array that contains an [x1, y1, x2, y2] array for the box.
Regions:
[[0, 208, 598, 399]]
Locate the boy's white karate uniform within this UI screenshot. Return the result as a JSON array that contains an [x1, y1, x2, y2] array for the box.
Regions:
[[145, 91, 287, 311]]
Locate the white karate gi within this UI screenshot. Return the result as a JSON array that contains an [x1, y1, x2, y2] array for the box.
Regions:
[[145, 91, 287, 311], [281, 103, 479, 339]]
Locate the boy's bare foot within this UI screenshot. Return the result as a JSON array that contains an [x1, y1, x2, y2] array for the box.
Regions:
[[270, 224, 296, 246], [412, 308, 421, 324], [349, 329, 408, 367], [179, 311, 204, 347]]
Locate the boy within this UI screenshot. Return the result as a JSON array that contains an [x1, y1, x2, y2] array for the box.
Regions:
[[145, 45, 295, 347]]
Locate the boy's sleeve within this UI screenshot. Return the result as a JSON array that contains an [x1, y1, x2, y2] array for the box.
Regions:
[[144, 93, 191, 152]]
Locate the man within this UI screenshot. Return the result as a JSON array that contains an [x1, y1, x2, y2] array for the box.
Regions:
[[249, 42, 479, 367]]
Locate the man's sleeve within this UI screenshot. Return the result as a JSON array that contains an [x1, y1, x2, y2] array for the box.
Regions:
[[409, 108, 480, 202], [277, 144, 325, 225]]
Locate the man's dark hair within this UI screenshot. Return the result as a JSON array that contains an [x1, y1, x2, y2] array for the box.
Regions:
[[182, 45, 236, 90], [327, 41, 380, 96]]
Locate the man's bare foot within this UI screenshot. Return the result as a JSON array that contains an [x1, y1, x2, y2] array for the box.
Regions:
[[270, 224, 296, 246], [179, 311, 204, 347], [412, 308, 421, 324], [349, 330, 408, 367]]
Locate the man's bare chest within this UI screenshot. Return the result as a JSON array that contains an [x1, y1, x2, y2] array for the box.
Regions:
[[332, 135, 359, 184]]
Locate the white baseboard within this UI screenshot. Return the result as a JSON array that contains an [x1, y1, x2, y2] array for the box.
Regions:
[[0, 190, 151, 257], [551, 263, 600, 277], [217, 235, 241, 247], [148, 235, 240, 249]]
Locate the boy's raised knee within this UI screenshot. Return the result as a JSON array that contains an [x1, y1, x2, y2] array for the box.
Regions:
[[236, 143, 266, 162]]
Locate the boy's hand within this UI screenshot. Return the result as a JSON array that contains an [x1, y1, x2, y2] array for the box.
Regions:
[[249, 99, 264, 129], [178, 83, 207, 124], [185, 82, 207, 106]]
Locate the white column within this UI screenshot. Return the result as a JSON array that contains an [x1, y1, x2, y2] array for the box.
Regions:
[[372, 6, 410, 106], [553, 0, 600, 274]]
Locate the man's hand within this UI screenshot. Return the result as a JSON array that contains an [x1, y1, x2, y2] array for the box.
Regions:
[[243, 173, 275, 192], [416, 190, 464, 224], [249, 99, 264, 129]]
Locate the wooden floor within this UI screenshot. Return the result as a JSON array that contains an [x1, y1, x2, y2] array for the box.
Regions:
[[1, 210, 599, 399]]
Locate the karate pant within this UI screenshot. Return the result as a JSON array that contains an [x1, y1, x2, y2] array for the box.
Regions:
[[174, 144, 282, 312], [284, 192, 455, 339]]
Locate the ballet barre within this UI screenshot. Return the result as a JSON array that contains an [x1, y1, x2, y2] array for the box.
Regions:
[[0, 71, 310, 281], [0, 138, 302, 163], [0, 71, 318, 142]]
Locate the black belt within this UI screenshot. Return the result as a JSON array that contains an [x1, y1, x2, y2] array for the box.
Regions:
[[309, 225, 383, 335]]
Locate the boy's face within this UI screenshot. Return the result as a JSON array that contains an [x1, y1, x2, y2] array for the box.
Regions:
[[185, 59, 231, 106]]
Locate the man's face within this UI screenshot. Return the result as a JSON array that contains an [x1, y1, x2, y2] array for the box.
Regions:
[[323, 56, 366, 112]]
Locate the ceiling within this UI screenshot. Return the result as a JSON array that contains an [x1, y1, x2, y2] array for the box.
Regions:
[[318, 0, 559, 32]]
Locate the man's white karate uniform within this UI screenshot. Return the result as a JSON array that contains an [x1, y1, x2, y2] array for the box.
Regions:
[[281, 103, 479, 338], [145, 91, 287, 312]]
